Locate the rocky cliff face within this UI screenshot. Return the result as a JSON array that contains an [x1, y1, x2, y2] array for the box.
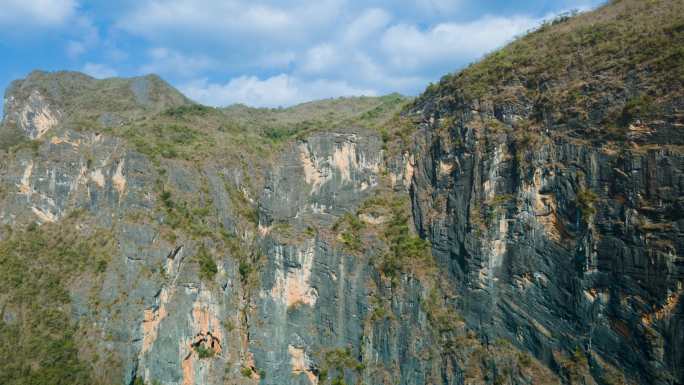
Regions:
[[0, 71, 561, 385], [405, 0, 684, 383], [0, 1, 682, 385], [408, 96, 683, 385]]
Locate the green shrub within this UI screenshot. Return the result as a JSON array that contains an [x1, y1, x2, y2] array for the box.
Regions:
[[380, 204, 431, 278], [484, 194, 514, 224], [156, 183, 217, 239], [573, 347, 588, 367], [518, 352, 533, 367], [304, 226, 317, 237], [120, 123, 206, 160], [194, 345, 215, 359], [422, 288, 463, 333], [160, 190, 173, 208], [618, 95, 655, 127], [379, 128, 390, 143], [197, 246, 218, 281], [164, 104, 213, 118], [576, 188, 598, 221], [333, 213, 365, 253], [226, 183, 258, 225], [240, 366, 253, 378], [318, 347, 364, 385], [238, 260, 253, 282]]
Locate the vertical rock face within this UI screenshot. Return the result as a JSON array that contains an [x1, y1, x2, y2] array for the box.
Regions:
[[1, 72, 544, 384], [407, 54, 684, 385], [0, 79, 677, 385], [1, 2, 682, 383], [402, 0, 684, 382], [251, 133, 383, 385], [1, 73, 476, 385]]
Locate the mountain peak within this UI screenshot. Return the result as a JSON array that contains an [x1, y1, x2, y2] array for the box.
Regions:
[[2, 70, 191, 140]]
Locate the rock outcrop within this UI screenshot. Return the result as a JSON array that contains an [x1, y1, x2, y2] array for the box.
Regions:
[[0, 1, 682, 385]]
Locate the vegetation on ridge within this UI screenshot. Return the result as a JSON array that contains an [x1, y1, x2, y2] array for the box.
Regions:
[[417, 0, 684, 141]]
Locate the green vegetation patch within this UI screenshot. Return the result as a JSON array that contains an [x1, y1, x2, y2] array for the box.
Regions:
[[225, 183, 258, 225], [556, 347, 591, 383], [343, 192, 435, 280], [221, 231, 263, 290], [132, 377, 163, 385], [196, 245, 218, 282], [576, 188, 598, 222], [194, 344, 216, 359], [240, 366, 254, 378], [157, 185, 214, 240], [0, 221, 114, 385], [317, 347, 365, 385], [332, 212, 365, 253], [379, 198, 432, 279], [421, 288, 464, 336], [164, 104, 214, 119], [483, 194, 515, 225], [119, 123, 207, 160]]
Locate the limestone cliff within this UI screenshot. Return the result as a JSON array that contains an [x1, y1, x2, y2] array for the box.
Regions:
[[0, 1, 682, 385], [407, 0, 684, 383]]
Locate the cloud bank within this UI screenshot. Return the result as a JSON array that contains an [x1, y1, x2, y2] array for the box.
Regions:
[[0, 0, 77, 27], [0, 0, 605, 108], [181, 75, 377, 108]]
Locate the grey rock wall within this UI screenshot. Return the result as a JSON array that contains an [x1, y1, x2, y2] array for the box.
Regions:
[[408, 95, 684, 384], [3, 70, 680, 385]]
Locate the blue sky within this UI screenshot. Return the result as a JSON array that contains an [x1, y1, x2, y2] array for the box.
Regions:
[[0, 0, 603, 111]]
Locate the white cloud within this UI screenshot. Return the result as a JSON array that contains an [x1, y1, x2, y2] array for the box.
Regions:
[[64, 16, 99, 58], [348, 52, 427, 90], [291, 10, 542, 95], [342, 8, 391, 45], [82, 63, 118, 79], [111, 1, 590, 103], [414, 0, 463, 14], [140, 47, 216, 78], [66, 40, 86, 58], [300, 44, 340, 75], [118, 0, 343, 44], [180, 75, 377, 108], [0, 0, 77, 26], [166, 8, 547, 107], [380, 15, 542, 70], [297, 8, 391, 77]]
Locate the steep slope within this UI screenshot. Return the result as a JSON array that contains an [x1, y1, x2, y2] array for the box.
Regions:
[[0, 67, 559, 385], [0, 1, 682, 384], [406, 0, 684, 384]]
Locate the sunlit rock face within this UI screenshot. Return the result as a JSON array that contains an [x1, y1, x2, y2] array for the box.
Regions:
[[1, 2, 683, 382], [0, 71, 462, 385], [5, 70, 680, 385], [4, 89, 61, 139]]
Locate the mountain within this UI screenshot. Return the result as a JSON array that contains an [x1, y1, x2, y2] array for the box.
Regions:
[[0, 0, 682, 384]]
